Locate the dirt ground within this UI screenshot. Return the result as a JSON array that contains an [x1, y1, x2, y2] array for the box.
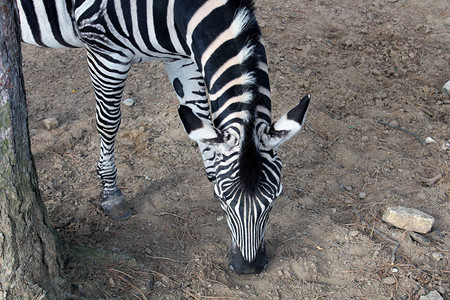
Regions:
[[22, 0, 448, 299]]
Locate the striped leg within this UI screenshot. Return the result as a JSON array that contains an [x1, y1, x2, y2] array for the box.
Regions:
[[164, 58, 217, 181], [87, 48, 132, 220]]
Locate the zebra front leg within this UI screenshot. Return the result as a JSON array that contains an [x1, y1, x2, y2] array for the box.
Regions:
[[163, 58, 217, 181], [87, 48, 132, 220]]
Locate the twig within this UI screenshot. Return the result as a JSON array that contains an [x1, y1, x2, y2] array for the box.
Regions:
[[421, 173, 444, 187], [147, 255, 188, 263], [105, 268, 147, 299], [350, 202, 399, 264], [377, 120, 425, 145], [296, 232, 324, 251]]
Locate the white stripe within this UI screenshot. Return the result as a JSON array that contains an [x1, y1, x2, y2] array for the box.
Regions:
[[146, 0, 167, 53], [186, 0, 227, 50], [32, 0, 60, 47], [209, 73, 255, 101], [200, 8, 252, 68], [210, 44, 255, 88], [167, 0, 187, 55], [17, 0, 37, 45], [115, 0, 130, 37], [212, 92, 253, 120]]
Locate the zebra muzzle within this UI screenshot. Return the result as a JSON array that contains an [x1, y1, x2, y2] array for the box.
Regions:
[[229, 240, 268, 274]]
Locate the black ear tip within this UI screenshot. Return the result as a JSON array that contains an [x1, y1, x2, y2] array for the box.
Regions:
[[178, 105, 203, 133], [286, 94, 310, 123], [301, 94, 311, 104]]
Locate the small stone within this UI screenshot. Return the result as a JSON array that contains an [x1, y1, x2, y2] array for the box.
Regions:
[[361, 136, 369, 142], [419, 290, 443, 300], [391, 267, 399, 273], [345, 186, 352, 191], [43, 118, 59, 130], [145, 248, 153, 255], [442, 141, 450, 151], [217, 215, 224, 221], [382, 276, 396, 285], [123, 98, 135, 106], [70, 127, 83, 139], [442, 80, 450, 95], [349, 230, 359, 237], [358, 192, 367, 199], [372, 68, 382, 76], [424, 137, 436, 144], [431, 252, 443, 261], [382, 206, 435, 233], [154, 281, 163, 288]]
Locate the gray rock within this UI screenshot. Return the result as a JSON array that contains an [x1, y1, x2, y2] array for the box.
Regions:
[[70, 127, 83, 139], [382, 206, 434, 233], [123, 98, 135, 106], [43, 118, 59, 130], [431, 252, 443, 261], [442, 80, 450, 95], [358, 192, 367, 199], [419, 290, 443, 300], [382, 276, 396, 285]]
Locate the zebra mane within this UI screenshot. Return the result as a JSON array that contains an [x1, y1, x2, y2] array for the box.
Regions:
[[227, 0, 267, 194]]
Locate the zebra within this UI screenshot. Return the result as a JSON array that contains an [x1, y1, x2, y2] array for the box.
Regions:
[[18, 0, 310, 274]]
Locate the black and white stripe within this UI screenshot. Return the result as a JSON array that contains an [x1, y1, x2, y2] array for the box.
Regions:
[[19, 0, 310, 271]]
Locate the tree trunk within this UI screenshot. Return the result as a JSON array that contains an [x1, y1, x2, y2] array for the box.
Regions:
[[0, 1, 67, 298]]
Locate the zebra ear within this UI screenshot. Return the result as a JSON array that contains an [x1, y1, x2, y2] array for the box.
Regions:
[[178, 105, 236, 153], [259, 94, 310, 150]]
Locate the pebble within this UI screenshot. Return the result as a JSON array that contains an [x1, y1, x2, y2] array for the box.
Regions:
[[70, 127, 83, 139], [431, 252, 443, 261], [442, 80, 450, 95], [43, 118, 59, 130], [442, 141, 450, 151], [154, 281, 163, 288], [123, 98, 135, 106], [145, 248, 153, 255], [358, 192, 367, 199], [217, 215, 224, 221], [419, 290, 443, 300], [349, 230, 359, 237], [391, 267, 399, 273], [382, 206, 435, 233], [372, 68, 382, 76], [382, 276, 396, 285], [424, 137, 436, 144], [361, 136, 369, 142]]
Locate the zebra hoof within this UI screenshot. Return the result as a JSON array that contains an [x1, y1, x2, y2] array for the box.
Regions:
[[101, 191, 132, 220]]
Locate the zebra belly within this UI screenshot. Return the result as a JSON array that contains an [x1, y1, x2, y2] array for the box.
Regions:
[[18, 0, 85, 48]]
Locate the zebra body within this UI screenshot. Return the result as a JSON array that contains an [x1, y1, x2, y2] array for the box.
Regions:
[[18, 0, 310, 274]]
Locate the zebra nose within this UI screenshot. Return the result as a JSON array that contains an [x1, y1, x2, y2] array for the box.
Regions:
[[229, 242, 268, 274]]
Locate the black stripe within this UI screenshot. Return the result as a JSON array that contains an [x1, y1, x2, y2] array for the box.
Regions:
[[152, 1, 176, 53], [42, 1, 73, 47], [20, 1, 43, 45]]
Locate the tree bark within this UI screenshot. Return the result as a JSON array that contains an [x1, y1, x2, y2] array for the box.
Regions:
[[0, 1, 67, 298]]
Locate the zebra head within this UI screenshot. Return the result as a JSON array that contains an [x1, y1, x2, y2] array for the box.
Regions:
[[179, 95, 310, 274]]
